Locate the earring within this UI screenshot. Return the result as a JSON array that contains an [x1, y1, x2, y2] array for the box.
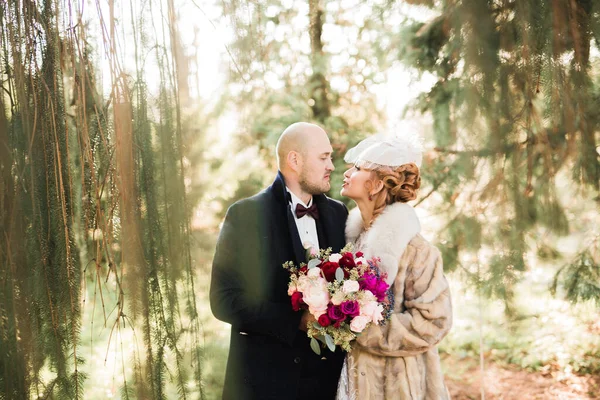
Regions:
[[368, 193, 373, 201]]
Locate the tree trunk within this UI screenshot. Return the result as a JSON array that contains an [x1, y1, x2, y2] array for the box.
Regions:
[[308, 0, 330, 122]]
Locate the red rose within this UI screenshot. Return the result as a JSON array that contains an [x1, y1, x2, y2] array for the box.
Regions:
[[320, 261, 339, 282], [355, 251, 364, 258], [333, 320, 342, 328], [299, 265, 308, 274], [318, 314, 331, 327], [339, 252, 356, 269], [291, 292, 305, 311]]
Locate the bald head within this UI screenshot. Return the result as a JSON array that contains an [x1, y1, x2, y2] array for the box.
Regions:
[[276, 122, 327, 170], [275, 122, 334, 199]]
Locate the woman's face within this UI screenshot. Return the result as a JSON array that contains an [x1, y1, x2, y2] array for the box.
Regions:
[[340, 165, 377, 202]]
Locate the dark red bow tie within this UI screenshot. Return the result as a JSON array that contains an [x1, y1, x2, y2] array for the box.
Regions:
[[295, 203, 319, 220]]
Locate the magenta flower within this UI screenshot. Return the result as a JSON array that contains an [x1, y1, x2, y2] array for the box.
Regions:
[[340, 300, 360, 317], [327, 304, 345, 321]]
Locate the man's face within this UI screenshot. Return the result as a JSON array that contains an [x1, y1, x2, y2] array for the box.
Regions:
[[298, 131, 335, 195]]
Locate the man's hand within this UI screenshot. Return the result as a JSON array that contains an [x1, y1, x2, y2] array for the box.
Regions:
[[299, 311, 316, 332]]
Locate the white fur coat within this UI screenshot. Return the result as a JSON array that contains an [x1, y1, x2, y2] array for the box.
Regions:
[[345, 202, 421, 284]]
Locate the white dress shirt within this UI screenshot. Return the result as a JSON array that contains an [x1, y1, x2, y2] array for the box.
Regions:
[[286, 188, 320, 251]]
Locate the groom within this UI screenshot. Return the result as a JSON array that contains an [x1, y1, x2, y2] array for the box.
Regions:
[[210, 122, 348, 399]]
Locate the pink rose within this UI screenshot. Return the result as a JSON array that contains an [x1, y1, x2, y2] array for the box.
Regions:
[[350, 316, 370, 332]]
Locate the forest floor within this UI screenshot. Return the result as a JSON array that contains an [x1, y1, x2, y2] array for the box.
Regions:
[[444, 355, 600, 400]]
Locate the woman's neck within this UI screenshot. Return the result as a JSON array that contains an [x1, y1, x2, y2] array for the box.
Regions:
[[356, 199, 375, 229]]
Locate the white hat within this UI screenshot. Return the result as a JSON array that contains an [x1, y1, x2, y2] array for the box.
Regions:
[[344, 131, 423, 169]]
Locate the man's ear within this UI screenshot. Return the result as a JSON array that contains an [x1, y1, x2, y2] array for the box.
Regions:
[[287, 151, 302, 173]]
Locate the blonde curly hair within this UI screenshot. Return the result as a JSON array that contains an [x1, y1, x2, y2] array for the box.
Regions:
[[367, 163, 421, 225]]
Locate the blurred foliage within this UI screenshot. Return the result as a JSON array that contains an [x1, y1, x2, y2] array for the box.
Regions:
[[211, 0, 397, 211], [208, 0, 600, 319], [441, 274, 600, 377], [386, 0, 600, 316], [551, 236, 600, 307], [3, 0, 600, 397], [0, 0, 206, 398]]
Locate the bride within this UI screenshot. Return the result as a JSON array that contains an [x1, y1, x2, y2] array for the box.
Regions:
[[337, 133, 453, 399]]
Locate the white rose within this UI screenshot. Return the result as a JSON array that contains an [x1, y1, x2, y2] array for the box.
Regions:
[[296, 275, 309, 293], [307, 267, 322, 278], [302, 278, 330, 317], [329, 253, 342, 263], [349, 316, 371, 333], [287, 282, 297, 296], [359, 300, 384, 324], [361, 290, 376, 302], [359, 300, 377, 317], [331, 291, 346, 306], [342, 280, 360, 294]]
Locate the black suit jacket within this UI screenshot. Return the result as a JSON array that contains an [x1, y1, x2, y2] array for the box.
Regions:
[[210, 172, 348, 400]]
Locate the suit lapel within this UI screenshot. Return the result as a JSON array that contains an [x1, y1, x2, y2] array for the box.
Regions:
[[314, 195, 334, 251], [269, 172, 307, 266]]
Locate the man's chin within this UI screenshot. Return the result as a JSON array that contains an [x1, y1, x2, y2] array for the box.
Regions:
[[300, 181, 330, 195]]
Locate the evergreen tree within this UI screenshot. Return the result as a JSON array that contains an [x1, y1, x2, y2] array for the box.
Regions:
[[389, 0, 600, 315], [216, 0, 392, 207], [0, 0, 205, 397]]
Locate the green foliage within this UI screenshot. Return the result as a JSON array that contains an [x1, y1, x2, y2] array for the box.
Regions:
[[1, 0, 205, 398], [551, 243, 600, 307], [391, 0, 600, 315], [216, 0, 389, 206], [1, 1, 84, 397]]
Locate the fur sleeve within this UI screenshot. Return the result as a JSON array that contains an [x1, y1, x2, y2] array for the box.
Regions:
[[355, 241, 453, 357]]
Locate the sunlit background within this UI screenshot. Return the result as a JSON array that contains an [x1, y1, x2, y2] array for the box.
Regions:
[[1, 0, 600, 399]]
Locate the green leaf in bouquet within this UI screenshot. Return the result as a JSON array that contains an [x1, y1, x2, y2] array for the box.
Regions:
[[335, 267, 345, 282], [308, 258, 321, 269], [324, 333, 336, 352], [310, 337, 321, 355], [313, 322, 322, 329]]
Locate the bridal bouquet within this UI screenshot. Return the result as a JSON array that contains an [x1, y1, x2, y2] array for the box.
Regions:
[[283, 245, 393, 354]]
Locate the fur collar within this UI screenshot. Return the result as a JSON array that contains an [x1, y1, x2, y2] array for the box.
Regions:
[[345, 202, 421, 283]]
